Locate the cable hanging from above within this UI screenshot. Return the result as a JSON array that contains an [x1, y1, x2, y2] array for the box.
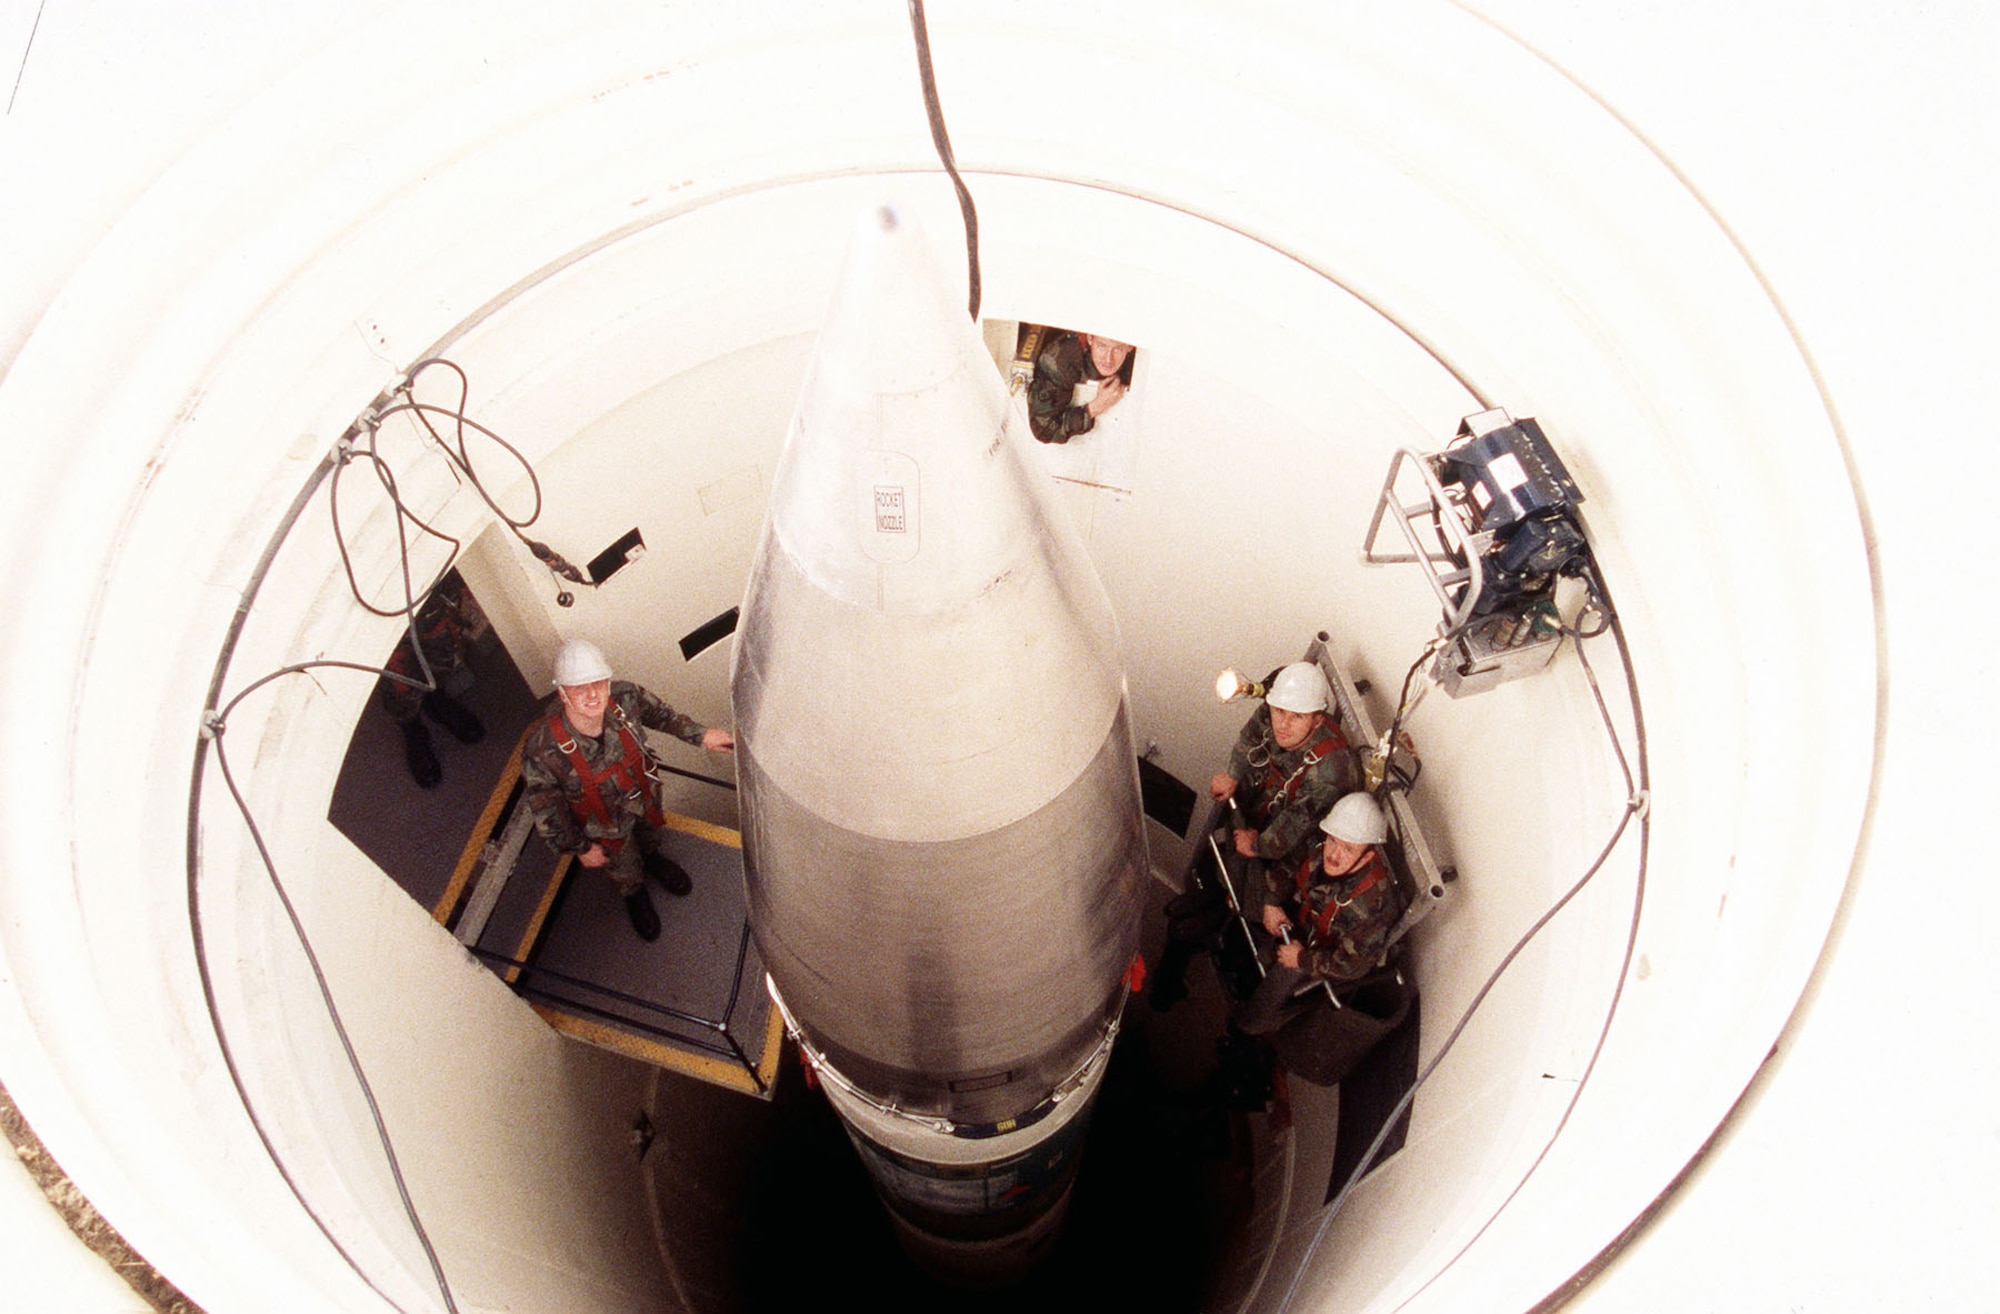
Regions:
[[1277, 598, 1649, 1314], [907, 0, 981, 320], [189, 352, 601, 1314], [335, 357, 591, 618]]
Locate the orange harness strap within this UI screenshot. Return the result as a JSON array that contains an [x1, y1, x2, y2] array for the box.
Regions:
[[1294, 851, 1387, 944], [546, 706, 663, 850], [1253, 720, 1350, 826]]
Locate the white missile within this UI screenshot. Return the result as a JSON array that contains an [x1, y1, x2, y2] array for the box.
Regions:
[[731, 204, 1146, 1280]]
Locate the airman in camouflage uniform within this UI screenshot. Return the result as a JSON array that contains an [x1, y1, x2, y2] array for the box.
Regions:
[[1153, 662, 1358, 1012], [1262, 837, 1402, 987], [1212, 692, 1360, 875], [521, 641, 734, 941], [1027, 329, 1134, 444], [379, 570, 487, 787], [1238, 792, 1405, 1035]]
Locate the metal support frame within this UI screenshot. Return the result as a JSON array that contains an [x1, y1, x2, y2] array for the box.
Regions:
[[455, 796, 536, 947], [1360, 446, 1491, 637], [1359, 424, 1570, 700], [1305, 636, 1451, 944]]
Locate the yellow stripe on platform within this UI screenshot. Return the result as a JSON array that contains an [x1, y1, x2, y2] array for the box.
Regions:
[[506, 851, 571, 985], [751, 993, 785, 1092], [655, 809, 742, 849], [532, 1001, 783, 1098], [433, 722, 533, 926]]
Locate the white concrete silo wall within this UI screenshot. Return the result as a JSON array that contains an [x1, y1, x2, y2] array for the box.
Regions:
[[0, 3, 1868, 1313]]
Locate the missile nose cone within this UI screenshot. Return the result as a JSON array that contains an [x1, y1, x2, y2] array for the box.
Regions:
[[813, 201, 964, 399], [743, 204, 1127, 838], [762, 201, 1033, 623], [732, 203, 1144, 1118]]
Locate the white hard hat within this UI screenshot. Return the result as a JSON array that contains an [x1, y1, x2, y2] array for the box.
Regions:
[[1321, 792, 1387, 845], [1266, 662, 1330, 714], [552, 639, 613, 688]]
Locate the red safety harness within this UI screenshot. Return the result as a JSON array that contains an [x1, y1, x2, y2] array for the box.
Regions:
[[545, 704, 663, 852], [1251, 718, 1350, 827], [1294, 849, 1388, 945]]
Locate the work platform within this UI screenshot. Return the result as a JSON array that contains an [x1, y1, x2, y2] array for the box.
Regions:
[[435, 752, 782, 1098], [328, 636, 780, 1099]]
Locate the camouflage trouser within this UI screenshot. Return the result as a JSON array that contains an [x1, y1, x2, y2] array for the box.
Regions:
[[590, 822, 675, 897]]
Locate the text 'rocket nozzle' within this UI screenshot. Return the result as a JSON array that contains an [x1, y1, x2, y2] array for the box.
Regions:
[[731, 205, 1145, 1268]]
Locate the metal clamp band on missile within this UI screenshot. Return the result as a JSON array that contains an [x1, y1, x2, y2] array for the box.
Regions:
[[731, 204, 1146, 1272]]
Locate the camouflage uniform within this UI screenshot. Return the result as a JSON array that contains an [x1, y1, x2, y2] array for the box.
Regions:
[[377, 572, 483, 723], [1027, 330, 1128, 444], [1237, 844, 1404, 1035], [520, 681, 709, 897], [1225, 705, 1360, 875], [1272, 848, 1403, 987]]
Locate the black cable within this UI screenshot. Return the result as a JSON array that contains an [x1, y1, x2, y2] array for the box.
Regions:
[[189, 451, 459, 1313], [190, 373, 549, 1313], [1277, 608, 1648, 1314], [204, 663, 460, 1314], [377, 361, 546, 535], [331, 432, 459, 621], [189, 356, 600, 1312], [1379, 627, 1452, 775], [187, 454, 428, 1314], [907, 0, 981, 320], [331, 358, 581, 614]]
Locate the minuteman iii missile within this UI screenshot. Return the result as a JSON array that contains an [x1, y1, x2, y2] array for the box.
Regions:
[[731, 205, 1146, 1281]]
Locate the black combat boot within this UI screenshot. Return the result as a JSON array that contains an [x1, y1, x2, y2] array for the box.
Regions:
[[422, 690, 486, 744], [644, 852, 693, 897], [400, 718, 441, 788], [623, 887, 661, 941]]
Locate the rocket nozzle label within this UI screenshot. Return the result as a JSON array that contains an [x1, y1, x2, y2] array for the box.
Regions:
[[862, 451, 921, 564], [874, 486, 907, 532]]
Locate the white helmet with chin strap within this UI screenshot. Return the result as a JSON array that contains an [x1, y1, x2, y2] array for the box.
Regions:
[[1266, 661, 1330, 714], [552, 639, 613, 689], [1321, 791, 1387, 846]]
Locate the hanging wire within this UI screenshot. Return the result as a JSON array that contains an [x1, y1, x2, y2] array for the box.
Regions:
[[203, 662, 461, 1314], [184, 357, 564, 1314], [1277, 591, 1649, 1314], [333, 358, 587, 616], [907, 0, 982, 319], [187, 452, 445, 1314]]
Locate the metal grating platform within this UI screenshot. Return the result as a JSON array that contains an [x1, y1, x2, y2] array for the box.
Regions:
[[435, 733, 781, 1099]]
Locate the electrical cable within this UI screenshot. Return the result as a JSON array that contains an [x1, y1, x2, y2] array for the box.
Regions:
[[333, 358, 584, 614], [187, 449, 460, 1312], [331, 425, 459, 621], [1276, 599, 1648, 1314], [204, 663, 462, 1314], [1377, 629, 1452, 780], [186, 360, 558, 1314], [186, 454, 432, 1314], [907, 0, 982, 320]]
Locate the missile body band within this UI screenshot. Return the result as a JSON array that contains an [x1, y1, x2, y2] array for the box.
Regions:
[[731, 205, 1145, 1275]]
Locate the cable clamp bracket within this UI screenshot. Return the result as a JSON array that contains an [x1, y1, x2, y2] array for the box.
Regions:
[[1629, 788, 1651, 820]]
